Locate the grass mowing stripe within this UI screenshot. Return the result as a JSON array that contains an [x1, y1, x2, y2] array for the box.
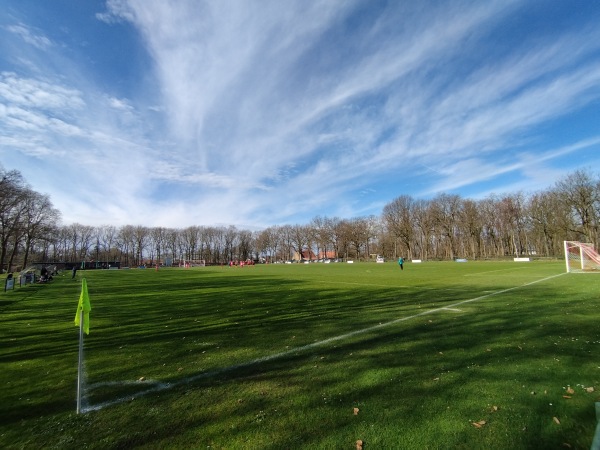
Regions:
[[84, 272, 565, 413]]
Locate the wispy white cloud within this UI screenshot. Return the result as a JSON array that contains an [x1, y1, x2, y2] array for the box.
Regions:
[[105, 1, 519, 187], [0, 72, 85, 109], [5, 23, 52, 49], [108, 97, 133, 111]]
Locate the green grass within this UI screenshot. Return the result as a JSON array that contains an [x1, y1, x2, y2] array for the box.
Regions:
[[1, 261, 598, 449]]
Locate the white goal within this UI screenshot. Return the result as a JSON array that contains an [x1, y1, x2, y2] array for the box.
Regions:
[[564, 241, 600, 273]]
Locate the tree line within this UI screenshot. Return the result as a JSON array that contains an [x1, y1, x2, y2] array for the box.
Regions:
[[1, 165, 598, 272]]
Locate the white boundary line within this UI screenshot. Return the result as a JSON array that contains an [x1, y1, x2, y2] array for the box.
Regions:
[[83, 273, 565, 412]]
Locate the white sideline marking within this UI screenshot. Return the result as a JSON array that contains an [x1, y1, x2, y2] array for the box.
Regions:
[[83, 273, 565, 413]]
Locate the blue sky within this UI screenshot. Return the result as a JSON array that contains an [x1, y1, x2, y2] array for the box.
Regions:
[[1, 0, 600, 228]]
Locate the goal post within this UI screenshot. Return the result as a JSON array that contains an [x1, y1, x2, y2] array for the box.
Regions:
[[564, 241, 600, 273]]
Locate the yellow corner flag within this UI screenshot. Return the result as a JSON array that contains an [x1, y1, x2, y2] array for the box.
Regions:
[[74, 278, 91, 334]]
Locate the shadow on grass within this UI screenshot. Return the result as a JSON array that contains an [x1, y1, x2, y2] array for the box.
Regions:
[[80, 282, 597, 447]]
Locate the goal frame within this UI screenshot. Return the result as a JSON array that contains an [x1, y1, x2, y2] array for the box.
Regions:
[[564, 241, 600, 273]]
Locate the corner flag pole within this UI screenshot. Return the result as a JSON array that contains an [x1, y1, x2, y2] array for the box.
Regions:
[[74, 278, 91, 414], [76, 309, 84, 414]]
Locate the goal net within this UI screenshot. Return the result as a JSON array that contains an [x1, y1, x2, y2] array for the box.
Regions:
[[564, 241, 600, 272]]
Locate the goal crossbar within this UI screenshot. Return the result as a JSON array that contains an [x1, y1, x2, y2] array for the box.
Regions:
[[564, 241, 600, 273]]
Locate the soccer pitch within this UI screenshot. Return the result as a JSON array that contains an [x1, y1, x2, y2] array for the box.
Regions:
[[1, 260, 598, 449]]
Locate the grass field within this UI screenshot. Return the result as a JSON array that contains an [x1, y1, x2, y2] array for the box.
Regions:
[[1, 260, 599, 449]]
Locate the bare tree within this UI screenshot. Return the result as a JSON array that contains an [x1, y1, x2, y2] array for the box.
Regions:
[[497, 193, 528, 256], [98, 225, 118, 263], [311, 216, 337, 260], [223, 226, 239, 262], [278, 225, 295, 261], [364, 215, 381, 259], [460, 199, 483, 259], [255, 226, 280, 262], [132, 226, 149, 265], [430, 194, 463, 259], [213, 226, 227, 264], [0, 168, 29, 271], [289, 224, 310, 261], [328, 217, 346, 261], [117, 225, 135, 267], [163, 228, 179, 264], [238, 229, 254, 261], [63, 223, 95, 262], [181, 226, 202, 261], [53, 226, 71, 262], [343, 217, 371, 261], [19, 191, 61, 269], [412, 199, 435, 260], [149, 227, 167, 265], [383, 195, 415, 259], [555, 169, 599, 247], [527, 191, 569, 256], [202, 227, 217, 264]]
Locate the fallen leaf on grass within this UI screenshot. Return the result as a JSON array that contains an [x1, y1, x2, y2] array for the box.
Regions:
[[562, 395, 572, 399], [137, 377, 145, 382], [553, 417, 561, 425], [353, 407, 360, 415], [586, 387, 595, 393], [356, 439, 363, 450], [472, 420, 486, 428], [491, 406, 499, 412], [566, 387, 575, 395]]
